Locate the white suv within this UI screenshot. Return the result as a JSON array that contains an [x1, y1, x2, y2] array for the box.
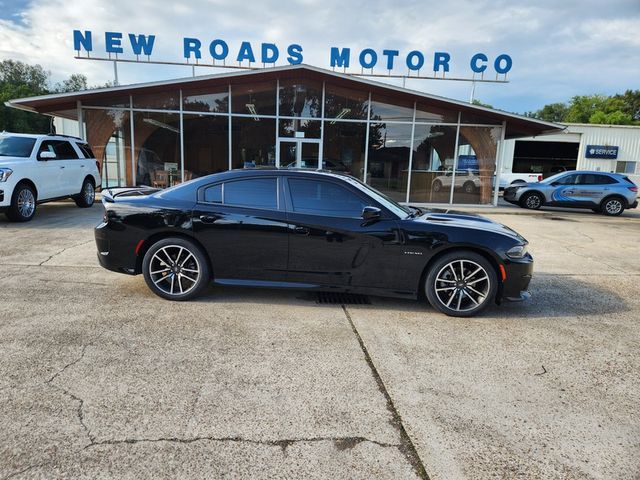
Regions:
[[0, 132, 101, 222]]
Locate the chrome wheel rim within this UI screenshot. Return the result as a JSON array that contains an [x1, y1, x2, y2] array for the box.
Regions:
[[17, 189, 35, 218], [434, 259, 490, 312], [149, 245, 200, 296], [84, 182, 95, 204], [605, 199, 622, 215], [433, 181, 442, 192], [525, 195, 541, 209]]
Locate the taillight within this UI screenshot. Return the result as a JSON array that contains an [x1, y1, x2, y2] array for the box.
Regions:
[[629, 186, 638, 193], [537, 175, 543, 181]]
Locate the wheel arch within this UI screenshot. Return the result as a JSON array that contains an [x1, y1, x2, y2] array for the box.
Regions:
[[134, 231, 213, 276], [600, 193, 628, 208], [520, 189, 546, 204], [417, 245, 503, 303], [13, 178, 38, 199]]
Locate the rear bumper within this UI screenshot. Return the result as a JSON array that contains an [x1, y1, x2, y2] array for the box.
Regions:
[[629, 200, 638, 209], [95, 222, 138, 275]]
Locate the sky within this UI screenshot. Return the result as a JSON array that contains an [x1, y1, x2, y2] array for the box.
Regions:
[[0, 0, 638, 113]]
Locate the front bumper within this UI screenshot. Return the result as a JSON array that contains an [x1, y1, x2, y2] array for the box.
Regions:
[[500, 253, 533, 303], [629, 200, 638, 209]]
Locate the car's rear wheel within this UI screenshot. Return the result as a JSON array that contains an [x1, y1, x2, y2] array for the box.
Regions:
[[425, 251, 497, 317], [142, 238, 210, 301], [520, 192, 543, 210], [601, 197, 625, 216], [463, 181, 476, 194], [6, 183, 37, 222], [432, 180, 443, 193], [74, 178, 95, 208]]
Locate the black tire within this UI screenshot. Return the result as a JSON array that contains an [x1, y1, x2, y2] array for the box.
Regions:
[[6, 183, 37, 222], [463, 181, 476, 194], [591, 207, 601, 213], [600, 196, 625, 216], [432, 179, 443, 193], [425, 251, 498, 317], [520, 192, 543, 210], [74, 177, 95, 208], [142, 237, 210, 301]]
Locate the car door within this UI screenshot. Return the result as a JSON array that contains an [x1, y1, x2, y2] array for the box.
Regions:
[[52, 140, 83, 194], [548, 173, 579, 205], [35, 140, 69, 199], [192, 176, 289, 283], [284, 175, 404, 290], [569, 173, 605, 206]]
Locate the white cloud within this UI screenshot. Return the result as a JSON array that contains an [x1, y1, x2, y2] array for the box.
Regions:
[[0, 0, 639, 112]]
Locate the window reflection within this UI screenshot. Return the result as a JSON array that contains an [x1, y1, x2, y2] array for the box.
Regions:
[[231, 81, 276, 116], [183, 114, 229, 178], [84, 108, 131, 188], [132, 111, 181, 187], [369, 94, 414, 122], [231, 117, 276, 168], [279, 79, 322, 117], [324, 84, 369, 120], [415, 103, 458, 123], [279, 119, 321, 138], [322, 121, 366, 178], [453, 126, 501, 204], [366, 123, 412, 202], [183, 86, 229, 113], [133, 91, 180, 110]]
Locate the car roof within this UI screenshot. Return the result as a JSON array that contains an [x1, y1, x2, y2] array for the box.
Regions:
[[561, 170, 627, 178], [0, 131, 83, 141]]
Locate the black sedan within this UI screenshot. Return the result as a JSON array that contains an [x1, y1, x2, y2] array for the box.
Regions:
[[95, 169, 533, 317]]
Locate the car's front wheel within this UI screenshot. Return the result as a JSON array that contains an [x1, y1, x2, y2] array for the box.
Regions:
[[520, 192, 543, 210], [6, 183, 37, 222], [601, 197, 625, 216], [142, 238, 211, 300], [75, 178, 95, 208], [425, 251, 497, 317]]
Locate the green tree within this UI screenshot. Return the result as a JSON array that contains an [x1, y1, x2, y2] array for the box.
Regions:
[[532, 102, 568, 123], [0, 60, 51, 133], [54, 73, 88, 93]]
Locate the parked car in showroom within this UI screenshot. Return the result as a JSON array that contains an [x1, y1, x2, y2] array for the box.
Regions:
[[503, 170, 638, 215], [95, 169, 533, 317], [432, 169, 482, 194], [0, 132, 101, 221]]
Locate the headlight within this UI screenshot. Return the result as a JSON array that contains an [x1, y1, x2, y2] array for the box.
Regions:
[[506, 244, 528, 259], [0, 168, 13, 182]]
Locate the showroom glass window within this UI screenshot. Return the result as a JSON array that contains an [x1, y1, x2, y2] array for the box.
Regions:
[[183, 85, 229, 113], [231, 80, 276, 116], [324, 83, 369, 120], [279, 79, 322, 118]]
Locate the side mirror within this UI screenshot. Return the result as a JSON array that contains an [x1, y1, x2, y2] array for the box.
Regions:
[[39, 151, 56, 160], [362, 206, 381, 221]]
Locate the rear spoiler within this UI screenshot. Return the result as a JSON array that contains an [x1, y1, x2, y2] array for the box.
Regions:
[[101, 186, 160, 203]]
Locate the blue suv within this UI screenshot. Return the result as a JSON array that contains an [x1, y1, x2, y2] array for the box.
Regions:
[[503, 171, 638, 216]]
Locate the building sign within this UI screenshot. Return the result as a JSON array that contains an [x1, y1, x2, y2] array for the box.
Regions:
[[585, 145, 619, 159], [457, 155, 479, 170], [72, 30, 513, 76]]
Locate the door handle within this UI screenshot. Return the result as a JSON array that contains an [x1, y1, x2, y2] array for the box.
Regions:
[[199, 215, 216, 224], [294, 226, 310, 235], [60, 166, 65, 169], [80, 164, 85, 168]]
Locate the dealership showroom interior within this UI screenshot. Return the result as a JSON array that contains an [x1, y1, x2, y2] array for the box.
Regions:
[[1, 1, 639, 479]]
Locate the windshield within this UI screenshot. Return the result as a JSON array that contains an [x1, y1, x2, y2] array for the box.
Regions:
[[340, 175, 411, 218], [0, 136, 36, 158]]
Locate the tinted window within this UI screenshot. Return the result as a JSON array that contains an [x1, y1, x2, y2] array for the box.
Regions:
[[0, 136, 36, 158], [38, 140, 79, 160], [288, 178, 367, 217], [224, 178, 277, 209], [576, 174, 617, 185], [204, 183, 222, 203], [77, 143, 96, 159], [554, 174, 577, 185], [594, 175, 617, 185]]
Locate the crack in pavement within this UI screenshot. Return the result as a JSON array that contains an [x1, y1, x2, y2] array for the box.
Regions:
[[1, 462, 49, 480], [84, 435, 401, 453], [38, 240, 94, 266], [341, 305, 430, 480]]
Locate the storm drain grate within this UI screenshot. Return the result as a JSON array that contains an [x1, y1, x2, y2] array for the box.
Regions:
[[316, 292, 371, 305]]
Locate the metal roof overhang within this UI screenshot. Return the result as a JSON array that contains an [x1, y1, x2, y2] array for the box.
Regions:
[[5, 64, 564, 139]]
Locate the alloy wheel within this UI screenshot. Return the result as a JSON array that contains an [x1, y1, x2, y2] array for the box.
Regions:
[[17, 188, 35, 218], [604, 199, 622, 215], [525, 194, 541, 209], [84, 182, 95, 204], [149, 245, 201, 296], [434, 259, 490, 313]]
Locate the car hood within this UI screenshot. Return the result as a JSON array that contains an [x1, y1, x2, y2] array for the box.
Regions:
[[0, 157, 23, 167], [414, 210, 527, 243]]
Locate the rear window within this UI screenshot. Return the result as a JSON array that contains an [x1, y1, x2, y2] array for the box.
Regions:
[[38, 140, 79, 160], [77, 143, 96, 159], [0, 136, 36, 158], [223, 178, 277, 209]]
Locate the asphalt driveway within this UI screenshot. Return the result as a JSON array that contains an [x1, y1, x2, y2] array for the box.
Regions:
[[0, 201, 638, 479]]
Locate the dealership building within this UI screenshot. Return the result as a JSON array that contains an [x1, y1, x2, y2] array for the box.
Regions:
[[8, 64, 568, 205]]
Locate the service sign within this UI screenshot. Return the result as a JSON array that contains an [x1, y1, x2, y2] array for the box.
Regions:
[[72, 30, 513, 77], [585, 145, 619, 159]]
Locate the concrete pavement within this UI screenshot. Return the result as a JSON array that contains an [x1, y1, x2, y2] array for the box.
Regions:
[[0, 200, 638, 479]]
